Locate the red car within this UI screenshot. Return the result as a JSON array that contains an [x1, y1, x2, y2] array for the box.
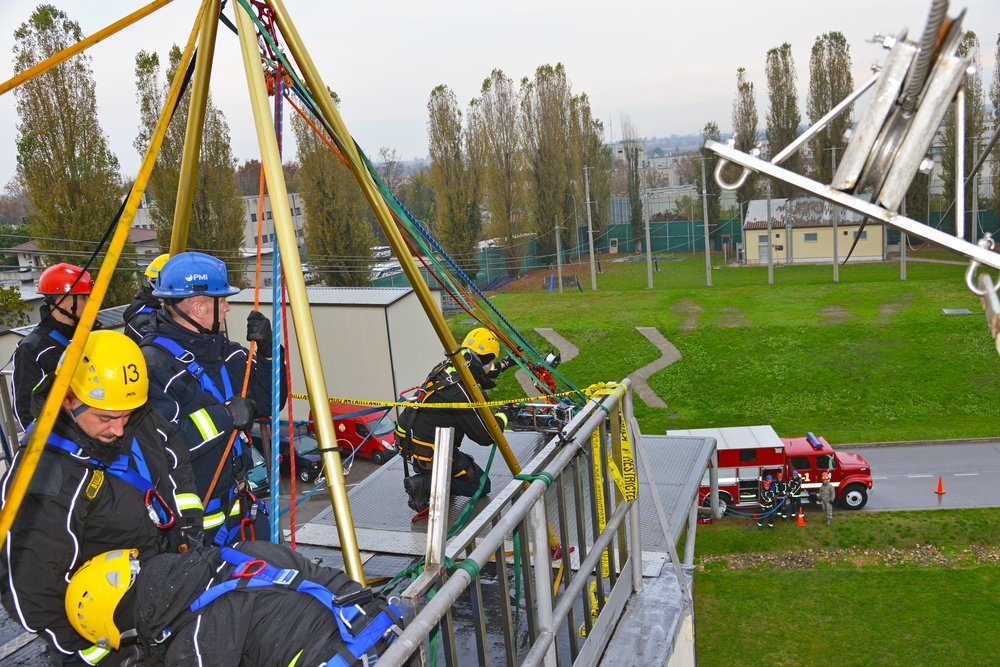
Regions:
[[308, 402, 398, 464]]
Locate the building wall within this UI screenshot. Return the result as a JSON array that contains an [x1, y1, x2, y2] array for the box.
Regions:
[[743, 224, 884, 265]]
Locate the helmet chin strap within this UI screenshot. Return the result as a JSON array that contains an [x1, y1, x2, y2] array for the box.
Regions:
[[169, 301, 212, 335], [48, 295, 82, 325]]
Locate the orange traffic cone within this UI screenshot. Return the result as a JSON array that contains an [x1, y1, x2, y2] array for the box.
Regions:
[[796, 508, 806, 527], [934, 476, 946, 495]]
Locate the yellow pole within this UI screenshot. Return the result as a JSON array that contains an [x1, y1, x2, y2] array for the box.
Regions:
[[0, 0, 176, 97], [265, 0, 525, 484], [0, 0, 212, 550], [233, 2, 365, 583], [169, 0, 223, 255]]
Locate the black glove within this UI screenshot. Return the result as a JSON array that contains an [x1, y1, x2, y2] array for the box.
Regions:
[[116, 640, 146, 667], [497, 355, 515, 373], [246, 311, 273, 350], [171, 517, 204, 554], [226, 396, 257, 431]]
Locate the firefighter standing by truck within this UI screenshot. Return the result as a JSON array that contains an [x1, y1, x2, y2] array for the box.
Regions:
[[140, 252, 286, 545], [64, 541, 404, 667], [819, 472, 836, 525], [758, 475, 776, 530], [787, 470, 803, 520], [774, 471, 789, 520], [0, 331, 203, 666], [395, 328, 516, 519]]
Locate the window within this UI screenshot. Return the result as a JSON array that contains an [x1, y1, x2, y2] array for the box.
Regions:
[[804, 233, 818, 242], [758, 234, 768, 243], [253, 236, 258, 245], [250, 213, 257, 222], [738, 449, 757, 463], [814, 454, 835, 469], [775, 233, 780, 239], [265, 211, 272, 220], [789, 457, 811, 471], [853, 231, 867, 240], [294, 207, 301, 215]]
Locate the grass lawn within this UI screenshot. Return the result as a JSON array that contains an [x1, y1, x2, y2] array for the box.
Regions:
[[470, 250, 1000, 443], [693, 508, 1000, 666]]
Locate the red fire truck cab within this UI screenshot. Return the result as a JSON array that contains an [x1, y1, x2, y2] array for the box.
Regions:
[[669, 425, 874, 512]]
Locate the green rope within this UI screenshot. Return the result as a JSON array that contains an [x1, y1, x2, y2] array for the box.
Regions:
[[514, 472, 554, 487]]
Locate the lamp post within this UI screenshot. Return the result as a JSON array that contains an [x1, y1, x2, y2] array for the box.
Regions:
[[584, 166, 597, 290]]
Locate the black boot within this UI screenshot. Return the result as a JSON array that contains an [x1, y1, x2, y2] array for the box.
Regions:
[[404, 475, 431, 513]]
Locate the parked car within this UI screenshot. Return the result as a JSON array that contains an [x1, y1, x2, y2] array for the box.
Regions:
[[246, 444, 270, 497], [249, 422, 323, 483], [308, 403, 398, 465]]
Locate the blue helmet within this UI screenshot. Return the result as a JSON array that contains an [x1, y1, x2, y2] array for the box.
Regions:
[[792, 471, 800, 477], [153, 252, 240, 298], [764, 474, 773, 481]]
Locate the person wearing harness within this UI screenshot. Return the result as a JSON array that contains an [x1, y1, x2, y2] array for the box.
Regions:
[[395, 328, 516, 518], [139, 252, 286, 545], [123, 253, 169, 344], [9, 263, 95, 433], [0, 331, 203, 666], [758, 475, 776, 530], [774, 471, 788, 520], [787, 470, 803, 520], [65, 541, 405, 667]]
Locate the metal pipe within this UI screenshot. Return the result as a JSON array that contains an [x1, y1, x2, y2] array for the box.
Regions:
[[530, 495, 557, 667], [0, 0, 177, 97], [701, 158, 712, 287], [233, 2, 364, 582], [956, 88, 965, 240], [169, 0, 222, 255], [264, 0, 538, 543], [584, 165, 598, 290], [0, 0, 211, 552], [683, 499, 698, 565]]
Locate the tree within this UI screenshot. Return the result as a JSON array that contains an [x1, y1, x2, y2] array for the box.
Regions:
[[0, 285, 30, 329], [939, 31, 986, 240], [235, 159, 302, 197], [0, 179, 33, 227], [376, 147, 405, 194], [575, 96, 612, 234], [428, 85, 482, 276], [292, 89, 373, 286], [0, 223, 31, 267], [807, 32, 854, 182], [14, 5, 134, 305], [619, 114, 644, 249], [765, 43, 802, 198], [990, 33, 1000, 230], [698, 122, 722, 244], [134, 46, 245, 284], [395, 169, 436, 232], [731, 67, 760, 210], [469, 70, 527, 276], [521, 64, 572, 262]]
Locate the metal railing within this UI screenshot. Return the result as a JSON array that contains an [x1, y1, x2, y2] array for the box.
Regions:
[[379, 379, 647, 666]]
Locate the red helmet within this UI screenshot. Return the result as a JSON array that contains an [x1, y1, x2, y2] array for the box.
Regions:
[[776, 472, 784, 479], [38, 263, 93, 296]]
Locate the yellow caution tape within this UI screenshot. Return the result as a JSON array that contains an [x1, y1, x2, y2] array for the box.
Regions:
[[289, 388, 582, 410]]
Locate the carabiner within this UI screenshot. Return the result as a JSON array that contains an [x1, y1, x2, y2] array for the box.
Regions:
[[234, 559, 266, 578], [144, 488, 176, 530]]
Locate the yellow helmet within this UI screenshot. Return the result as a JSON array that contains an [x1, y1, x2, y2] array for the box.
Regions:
[[65, 549, 140, 650], [144, 254, 170, 281], [462, 327, 500, 360], [58, 331, 148, 411]]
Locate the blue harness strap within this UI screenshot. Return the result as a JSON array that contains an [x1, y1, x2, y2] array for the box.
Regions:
[[136, 305, 156, 315], [185, 548, 401, 663], [150, 336, 234, 404], [47, 329, 70, 348], [45, 432, 172, 524]]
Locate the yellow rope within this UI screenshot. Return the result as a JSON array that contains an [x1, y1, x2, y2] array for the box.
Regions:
[[289, 388, 586, 410]]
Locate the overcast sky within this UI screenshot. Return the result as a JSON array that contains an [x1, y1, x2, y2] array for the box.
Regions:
[[0, 0, 998, 188]]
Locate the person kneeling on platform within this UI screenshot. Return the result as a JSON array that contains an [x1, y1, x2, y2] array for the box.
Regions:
[[395, 328, 516, 518], [65, 541, 405, 667]]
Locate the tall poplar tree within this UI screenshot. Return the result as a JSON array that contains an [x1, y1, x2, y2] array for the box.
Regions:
[[134, 46, 245, 282], [939, 31, 986, 240], [521, 64, 572, 261], [14, 5, 134, 304], [989, 33, 1000, 229], [292, 90, 373, 286], [428, 85, 481, 275], [469, 70, 527, 275], [765, 43, 802, 198], [619, 114, 644, 249], [807, 32, 854, 182], [731, 67, 760, 210], [698, 122, 722, 244]]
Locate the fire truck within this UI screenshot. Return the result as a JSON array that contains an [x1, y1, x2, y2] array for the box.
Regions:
[[668, 425, 874, 512]]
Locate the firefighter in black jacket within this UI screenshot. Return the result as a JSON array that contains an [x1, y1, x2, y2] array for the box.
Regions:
[[396, 328, 515, 517], [65, 541, 403, 667], [787, 470, 803, 520], [774, 471, 789, 519], [0, 331, 203, 666], [758, 475, 776, 530], [122, 253, 169, 344], [9, 263, 94, 432], [139, 252, 286, 544]]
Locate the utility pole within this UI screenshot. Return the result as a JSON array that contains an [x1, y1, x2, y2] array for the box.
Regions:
[[701, 158, 712, 287], [766, 181, 773, 285], [643, 178, 653, 289], [830, 145, 839, 283], [555, 216, 563, 294], [584, 166, 597, 291], [900, 198, 907, 280]]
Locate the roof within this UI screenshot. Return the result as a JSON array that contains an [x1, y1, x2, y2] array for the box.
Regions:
[[744, 195, 869, 230], [8, 304, 128, 338], [666, 424, 784, 451], [228, 286, 414, 307]]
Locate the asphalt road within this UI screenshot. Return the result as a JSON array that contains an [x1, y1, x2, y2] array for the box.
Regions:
[[845, 441, 1000, 511]]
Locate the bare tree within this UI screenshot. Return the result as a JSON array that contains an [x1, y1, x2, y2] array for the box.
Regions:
[[807, 32, 854, 182], [731, 67, 760, 209], [469, 69, 527, 275], [376, 146, 405, 194], [765, 42, 802, 198]]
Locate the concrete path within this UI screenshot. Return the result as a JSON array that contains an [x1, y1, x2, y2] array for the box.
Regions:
[[515, 328, 579, 396], [629, 327, 682, 409]]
